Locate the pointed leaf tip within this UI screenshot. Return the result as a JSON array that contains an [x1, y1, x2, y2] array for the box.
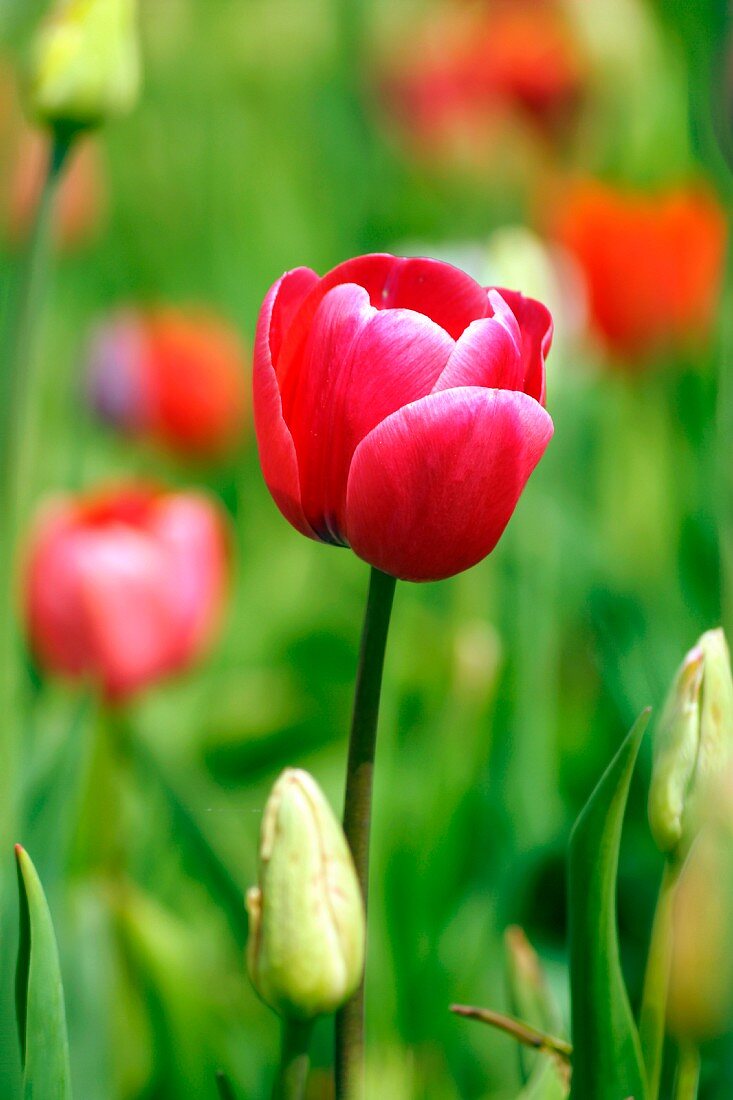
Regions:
[[568, 710, 650, 1100], [15, 846, 72, 1100]]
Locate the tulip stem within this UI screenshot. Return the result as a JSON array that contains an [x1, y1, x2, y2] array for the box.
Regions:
[[639, 859, 680, 1098], [335, 566, 397, 1100], [673, 1043, 700, 1100], [0, 131, 73, 847], [272, 1019, 313, 1100]]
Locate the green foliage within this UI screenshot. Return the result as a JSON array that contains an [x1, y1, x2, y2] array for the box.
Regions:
[[15, 845, 72, 1100], [568, 712, 651, 1100]]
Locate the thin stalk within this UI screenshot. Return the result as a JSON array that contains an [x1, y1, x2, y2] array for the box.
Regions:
[[272, 1019, 313, 1100], [335, 566, 397, 1100], [0, 132, 74, 849], [673, 1043, 701, 1100], [639, 860, 680, 1098]]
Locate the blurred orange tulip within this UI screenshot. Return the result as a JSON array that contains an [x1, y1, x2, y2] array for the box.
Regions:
[[553, 179, 727, 361], [87, 308, 250, 460], [25, 486, 229, 700]]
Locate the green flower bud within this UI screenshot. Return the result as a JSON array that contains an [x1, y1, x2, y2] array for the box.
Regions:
[[246, 768, 365, 1021], [649, 628, 733, 855], [27, 0, 140, 132]]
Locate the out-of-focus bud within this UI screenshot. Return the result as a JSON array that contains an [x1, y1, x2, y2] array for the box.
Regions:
[[27, 0, 140, 133], [667, 810, 733, 1042], [649, 629, 733, 856], [247, 769, 365, 1020], [505, 926, 564, 1085]]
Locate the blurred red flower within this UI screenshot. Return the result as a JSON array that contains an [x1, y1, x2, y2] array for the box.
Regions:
[[25, 486, 229, 700], [87, 308, 249, 460], [254, 253, 553, 582], [379, 0, 583, 171], [553, 179, 727, 360]]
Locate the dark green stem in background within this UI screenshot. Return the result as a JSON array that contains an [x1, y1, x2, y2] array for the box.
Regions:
[[673, 1043, 701, 1100], [272, 1019, 313, 1100], [0, 132, 74, 850], [335, 567, 397, 1100], [639, 860, 680, 1099]]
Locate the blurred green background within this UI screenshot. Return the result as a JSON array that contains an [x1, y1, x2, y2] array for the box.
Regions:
[[1, 0, 732, 1096]]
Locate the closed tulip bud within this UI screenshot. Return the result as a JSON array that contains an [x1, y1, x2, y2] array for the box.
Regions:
[[246, 769, 365, 1020], [27, 0, 140, 133], [649, 628, 733, 856]]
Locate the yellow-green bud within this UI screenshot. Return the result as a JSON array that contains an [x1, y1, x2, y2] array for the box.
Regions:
[[246, 768, 365, 1021], [649, 628, 733, 855], [27, 0, 140, 132]]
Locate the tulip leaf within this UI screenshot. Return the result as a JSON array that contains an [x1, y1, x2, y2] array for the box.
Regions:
[[568, 710, 650, 1100], [15, 845, 72, 1100]]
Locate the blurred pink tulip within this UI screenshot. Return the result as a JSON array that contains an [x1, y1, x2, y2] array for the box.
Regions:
[[25, 486, 229, 700]]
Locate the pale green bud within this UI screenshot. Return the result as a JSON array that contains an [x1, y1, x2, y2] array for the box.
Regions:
[[649, 628, 733, 855], [27, 0, 140, 132], [246, 768, 365, 1021]]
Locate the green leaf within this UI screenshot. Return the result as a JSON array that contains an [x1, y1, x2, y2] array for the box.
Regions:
[[15, 845, 72, 1100], [568, 710, 650, 1100]]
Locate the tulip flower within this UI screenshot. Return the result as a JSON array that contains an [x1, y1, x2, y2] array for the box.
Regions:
[[254, 253, 554, 583], [24, 485, 228, 700], [554, 179, 727, 360], [87, 307, 249, 459]]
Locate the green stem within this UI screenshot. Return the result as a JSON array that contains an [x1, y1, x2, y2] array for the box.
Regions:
[[272, 1019, 313, 1100], [639, 860, 680, 1098], [673, 1043, 700, 1100], [0, 132, 74, 849], [335, 567, 397, 1100]]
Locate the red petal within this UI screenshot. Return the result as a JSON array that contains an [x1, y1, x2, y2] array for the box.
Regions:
[[432, 293, 522, 392], [345, 387, 553, 581], [319, 254, 491, 338], [253, 270, 319, 539], [149, 494, 228, 667], [283, 284, 454, 540], [494, 288, 553, 404], [276, 256, 490, 386]]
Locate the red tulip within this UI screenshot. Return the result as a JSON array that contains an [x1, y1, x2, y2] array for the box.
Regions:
[[554, 180, 727, 360], [25, 486, 229, 700], [254, 253, 554, 582], [87, 308, 249, 459]]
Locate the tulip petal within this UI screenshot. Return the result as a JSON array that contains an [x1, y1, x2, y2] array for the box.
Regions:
[[254, 269, 319, 540], [150, 495, 227, 665], [74, 529, 177, 698], [432, 296, 522, 393], [345, 387, 553, 581], [494, 288, 553, 405], [318, 254, 491, 338], [283, 284, 455, 540], [276, 256, 490, 381]]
